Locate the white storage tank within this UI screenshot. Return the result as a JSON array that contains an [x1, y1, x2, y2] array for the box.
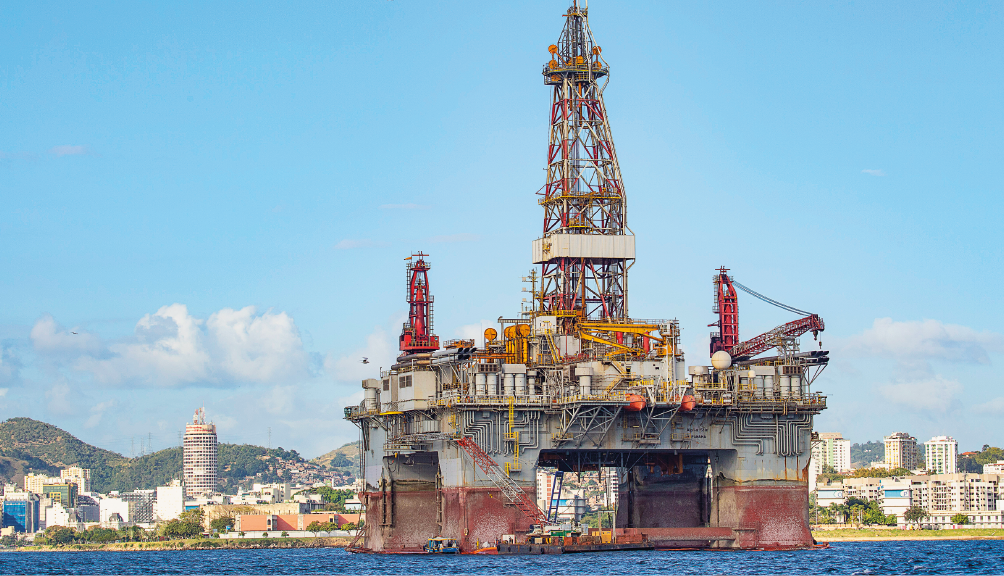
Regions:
[[515, 373, 527, 396]]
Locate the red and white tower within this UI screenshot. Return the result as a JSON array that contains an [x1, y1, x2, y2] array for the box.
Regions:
[[709, 267, 739, 355], [399, 252, 440, 353], [534, 1, 634, 326]]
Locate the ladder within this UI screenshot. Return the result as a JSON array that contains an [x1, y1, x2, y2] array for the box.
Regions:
[[385, 433, 550, 526], [547, 470, 565, 523], [454, 436, 549, 526]]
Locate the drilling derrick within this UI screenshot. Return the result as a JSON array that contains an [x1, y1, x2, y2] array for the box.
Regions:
[[399, 253, 439, 354], [535, 0, 633, 324]]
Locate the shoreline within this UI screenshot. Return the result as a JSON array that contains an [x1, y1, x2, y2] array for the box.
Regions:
[[813, 528, 1004, 542], [15, 536, 351, 552], [12, 531, 1004, 551]]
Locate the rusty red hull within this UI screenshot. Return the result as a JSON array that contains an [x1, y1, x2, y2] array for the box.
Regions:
[[362, 486, 535, 553], [716, 483, 812, 549], [362, 481, 811, 552]]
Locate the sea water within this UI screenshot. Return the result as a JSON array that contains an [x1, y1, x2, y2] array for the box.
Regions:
[[2, 541, 1003, 574]]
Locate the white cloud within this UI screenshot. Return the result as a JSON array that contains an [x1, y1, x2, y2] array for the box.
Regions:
[[36, 304, 312, 388], [0, 346, 21, 385], [428, 233, 480, 243], [50, 145, 88, 156], [31, 315, 106, 357], [455, 320, 497, 345], [879, 375, 963, 414], [85, 399, 117, 429], [205, 307, 311, 383], [262, 385, 297, 415], [45, 382, 82, 415], [975, 397, 1004, 415], [379, 203, 429, 210], [861, 168, 885, 176], [334, 239, 389, 249], [843, 318, 1004, 368], [0, 388, 7, 398]]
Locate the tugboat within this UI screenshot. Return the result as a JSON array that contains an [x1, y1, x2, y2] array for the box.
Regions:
[[423, 537, 460, 554]]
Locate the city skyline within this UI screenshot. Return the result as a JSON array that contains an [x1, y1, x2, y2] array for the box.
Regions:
[[1, 1, 1001, 458]]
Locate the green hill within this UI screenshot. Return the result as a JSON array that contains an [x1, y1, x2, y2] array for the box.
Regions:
[[0, 417, 331, 493], [311, 441, 360, 479]]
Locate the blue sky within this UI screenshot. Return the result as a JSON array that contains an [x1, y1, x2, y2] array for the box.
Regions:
[[0, 1, 1001, 459]]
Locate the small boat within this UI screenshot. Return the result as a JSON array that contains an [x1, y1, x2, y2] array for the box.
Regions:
[[423, 537, 460, 554]]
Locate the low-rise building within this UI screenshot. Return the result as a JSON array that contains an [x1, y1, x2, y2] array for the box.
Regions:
[[119, 490, 155, 524], [234, 512, 360, 533], [814, 473, 1004, 527], [41, 482, 79, 508], [983, 461, 1004, 474], [42, 501, 78, 530], [912, 473, 1000, 513], [843, 477, 883, 502], [155, 481, 185, 521], [99, 496, 131, 524]]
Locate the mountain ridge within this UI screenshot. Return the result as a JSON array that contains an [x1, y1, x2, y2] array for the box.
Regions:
[[0, 417, 349, 493]]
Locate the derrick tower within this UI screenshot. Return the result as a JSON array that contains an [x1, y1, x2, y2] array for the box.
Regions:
[[534, 0, 634, 324], [399, 252, 439, 353]]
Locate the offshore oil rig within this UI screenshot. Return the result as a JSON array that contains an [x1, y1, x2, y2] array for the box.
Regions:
[[346, 1, 828, 552]]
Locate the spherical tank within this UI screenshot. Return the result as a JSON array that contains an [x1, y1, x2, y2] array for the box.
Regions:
[[711, 350, 732, 370]]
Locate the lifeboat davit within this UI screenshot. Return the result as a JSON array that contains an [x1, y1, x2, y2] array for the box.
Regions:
[[625, 394, 646, 411], [679, 395, 697, 412]]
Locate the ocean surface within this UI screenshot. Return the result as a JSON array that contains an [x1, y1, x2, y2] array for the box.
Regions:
[[2, 541, 1003, 575]]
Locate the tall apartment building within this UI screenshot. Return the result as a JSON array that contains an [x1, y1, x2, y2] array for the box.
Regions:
[[23, 473, 58, 495], [183, 407, 218, 498], [61, 467, 91, 493], [884, 432, 919, 470], [924, 436, 958, 475], [811, 432, 852, 474]]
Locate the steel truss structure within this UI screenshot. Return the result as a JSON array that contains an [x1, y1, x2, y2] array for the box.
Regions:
[[538, 1, 630, 321]]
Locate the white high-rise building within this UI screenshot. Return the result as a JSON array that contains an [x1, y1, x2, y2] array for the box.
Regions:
[[61, 467, 91, 493], [23, 473, 59, 495], [183, 408, 218, 498], [924, 436, 958, 475], [810, 432, 852, 474], [884, 432, 920, 470]]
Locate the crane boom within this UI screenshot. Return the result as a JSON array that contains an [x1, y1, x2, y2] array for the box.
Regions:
[[730, 314, 825, 360]]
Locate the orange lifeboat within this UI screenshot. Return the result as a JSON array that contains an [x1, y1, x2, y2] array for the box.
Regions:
[[625, 394, 646, 411], [679, 395, 696, 412]]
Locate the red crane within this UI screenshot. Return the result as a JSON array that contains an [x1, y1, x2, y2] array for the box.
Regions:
[[709, 267, 739, 356], [399, 252, 440, 353], [730, 314, 825, 360], [709, 268, 825, 361]]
